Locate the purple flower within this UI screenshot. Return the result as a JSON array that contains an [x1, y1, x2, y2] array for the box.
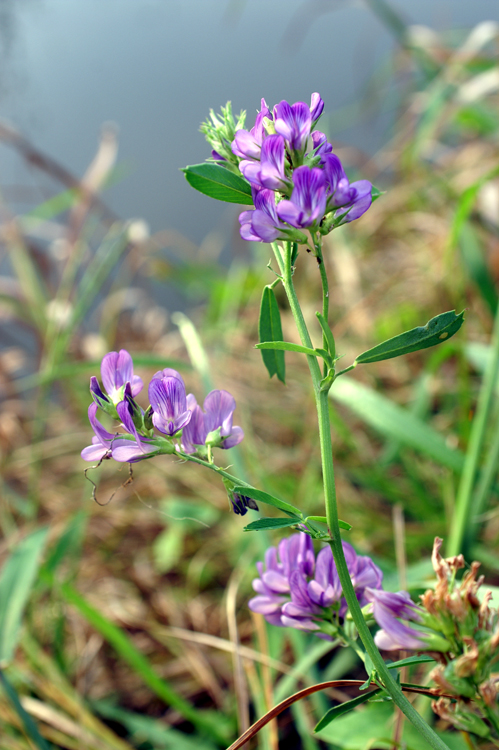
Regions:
[[310, 93, 324, 125], [148, 370, 192, 437], [99, 350, 143, 405], [232, 99, 271, 161], [240, 135, 289, 191], [239, 188, 290, 243], [364, 588, 427, 651], [249, 534, 314, 626], [230, 493, 259, 516], [211, 150, 226, 161], [323, 154, 372, 223], [249, 534, 384, 637], [281, 570, 323, 631], [274, 100, 312, 153], [277, 166, 327, 229], [181, 389, 244, 453], [311, 131, 333, 158], [81, 403, 117, 462], [111, 387, 158, 463]]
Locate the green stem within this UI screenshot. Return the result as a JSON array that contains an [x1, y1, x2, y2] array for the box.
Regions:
[[280, 241, 451, 750], [447, 301, 499, 557]]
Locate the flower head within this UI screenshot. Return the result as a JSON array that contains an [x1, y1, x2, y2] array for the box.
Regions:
[[100, 349, 143, 405], [365, 588, 428, 651], [277, 166, 327, 229], [232, 99, 271, 161], [181, 389, 244, 453], [239, 189, 295, 244], [148, 370, 192, 437], [273, 100, 312, 154]]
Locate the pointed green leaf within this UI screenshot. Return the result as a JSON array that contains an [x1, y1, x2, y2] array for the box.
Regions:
[[0, 671, 52, 750], [258, 287, 285, 383], [314, 689, 381, 732], [371, 185, 384, 202], [244, 517, 302, 532], [388, 655, 436, 670], [256, 341, 318, 356], [316, 312, 336, 358], [0, 527, 48, 665], [355, 310, 465, 365], [182, 163, 253, 205], [232, 486, 302, 516]]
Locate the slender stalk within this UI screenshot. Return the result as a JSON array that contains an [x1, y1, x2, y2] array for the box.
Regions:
[[448, 301, 499, 557], [280, 242, 451, 750]]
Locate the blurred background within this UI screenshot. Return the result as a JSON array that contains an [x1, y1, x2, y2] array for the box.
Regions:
[[1, 1, 499, 748]]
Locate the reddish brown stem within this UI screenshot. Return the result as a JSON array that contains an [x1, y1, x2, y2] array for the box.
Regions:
[[226, 680, 454, 750]]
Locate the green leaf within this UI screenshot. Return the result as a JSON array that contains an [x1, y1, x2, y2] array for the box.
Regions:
[[182, 163, 253, 205], [258, 287, 286, 383], [0, 670, 52, 750], [330, 377, 464, 472], [355, 310, 465, 365], [256, 341, 318, 356], [0, 527, 48, 666], [371, 185, 384, 202], [314, 689, 381, 732], [305, 516, 352, 531], [388, 655, 436, 670], [316, 312, 336, 358], [232, 486, 302, 516], [244, 517, 302, 532]]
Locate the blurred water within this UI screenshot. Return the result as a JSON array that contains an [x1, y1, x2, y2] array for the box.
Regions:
[[0, 0, 497, 249]]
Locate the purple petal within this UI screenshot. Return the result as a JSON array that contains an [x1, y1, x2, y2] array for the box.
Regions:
[[323, 154, 347, 194], [276, 200, 303, 227], [310, 93, 324, 123], [274, 101, 312, 152], [111, 438, 157, 463], [204, 389, 236, 436], [181, 403, 206, 451], [149, 375, 187, 421], [248, 595, 284, 616], [88, 403, 115, 443], [223, 425, 244, 449], [81, 439, 110, 462]]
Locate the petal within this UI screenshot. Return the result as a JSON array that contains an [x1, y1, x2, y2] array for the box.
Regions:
[[276, 200, 303, 228], [204, 389, 236, 436], [81, 443, 109, 462], [111, 439, 157, 463], [88, 403, 115, 443], [149, 375, 187, 421], [248, 596, 284, 615], [131, 375, 143, 397], [310, 93, 324, 123], [115, 349, 134, 387], [101, 351, 119, 393], [222, 425, 244, 449]]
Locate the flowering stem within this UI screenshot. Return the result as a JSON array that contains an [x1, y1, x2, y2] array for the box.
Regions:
[[279, 241, 451, 750]]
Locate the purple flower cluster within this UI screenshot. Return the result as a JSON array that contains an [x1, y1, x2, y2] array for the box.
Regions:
[[249, 533, 383, 634], [249, 532, 438, 650], [232, 94, 372, 243], [82, 349, 244, 465]]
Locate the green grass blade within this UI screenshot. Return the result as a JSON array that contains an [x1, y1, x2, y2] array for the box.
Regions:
[[0, 527, 48, 665], [330, 377, 464, 472], [0, 670, 52, 750], [42, 573, 226, 744], [92, 701, 219, 750], [448, 302, 499, 556]]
